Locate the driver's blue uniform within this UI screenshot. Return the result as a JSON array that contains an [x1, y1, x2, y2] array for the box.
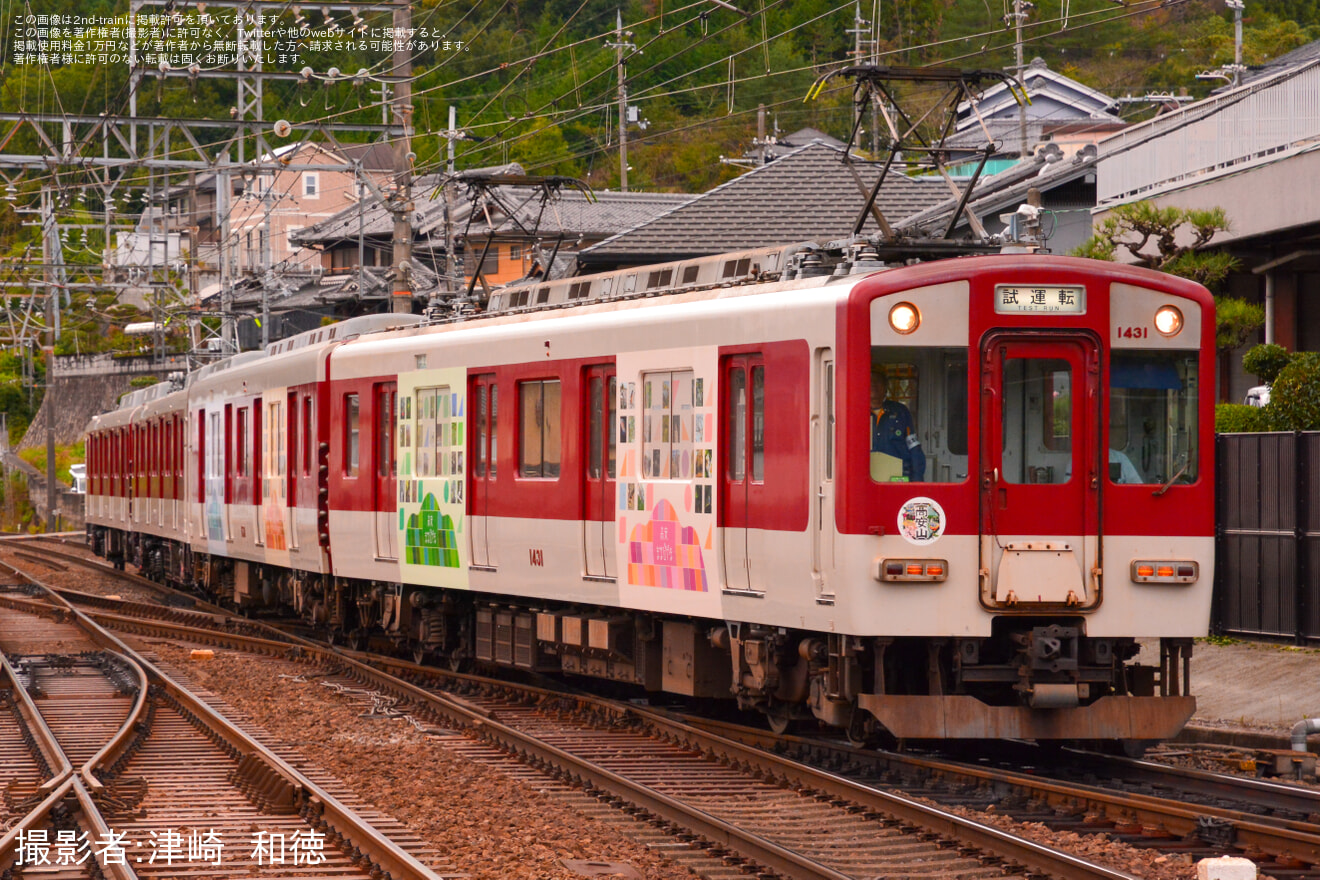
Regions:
[[871, 401, 926, 481]]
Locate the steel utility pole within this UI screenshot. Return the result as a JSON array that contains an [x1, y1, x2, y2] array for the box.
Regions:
[[391, 0, 415, 314], [41, 187, 57, 532]]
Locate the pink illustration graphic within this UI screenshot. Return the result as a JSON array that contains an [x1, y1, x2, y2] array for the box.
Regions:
[[264, 506, 287, 550], [627, 499, 708, 591]]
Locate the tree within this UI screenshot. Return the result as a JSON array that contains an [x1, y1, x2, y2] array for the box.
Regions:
[[1264, 352, 1320, 431], [1072, 200, 1262, 354], [1073, 201, 1239, 288], [1242, 343, 1293, 385]]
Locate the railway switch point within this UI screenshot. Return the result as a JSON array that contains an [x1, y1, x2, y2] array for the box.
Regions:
[[1196, 856, 1257, 880]]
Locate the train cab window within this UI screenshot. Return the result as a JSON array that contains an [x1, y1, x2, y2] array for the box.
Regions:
[[642, 370, 694, 480], [1108, 351, 1199, 485], [344, 393, 359, 477], [519, 379, 561, 478], [870, 350, 967, 483]]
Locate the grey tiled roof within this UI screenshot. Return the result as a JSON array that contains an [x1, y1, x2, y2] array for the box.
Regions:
[[578, 141, 952, 263]]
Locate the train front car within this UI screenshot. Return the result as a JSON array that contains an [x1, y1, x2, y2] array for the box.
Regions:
[[835, 255, 1214, 746]]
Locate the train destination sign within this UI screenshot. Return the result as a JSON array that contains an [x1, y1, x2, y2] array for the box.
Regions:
[[993, 285, 1086, 314]]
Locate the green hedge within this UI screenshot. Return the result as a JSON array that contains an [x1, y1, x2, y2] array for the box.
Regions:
[[1264, 352, 1320, 431], [1216, 403, 1270, 433]]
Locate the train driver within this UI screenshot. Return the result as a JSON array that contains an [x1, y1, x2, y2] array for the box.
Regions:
[[870, 368, 926, 481]]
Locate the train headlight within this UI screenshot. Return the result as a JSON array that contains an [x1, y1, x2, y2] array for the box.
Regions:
[[888, 302, 920, 334], [1154, 305, 1183, 337], [876, 558, 948, 582], [1131, 560, 1198, 583]]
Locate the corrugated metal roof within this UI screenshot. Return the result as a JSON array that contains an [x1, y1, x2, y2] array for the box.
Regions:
[[896, 147, 1098, 232], [578, 141, 952, 262]]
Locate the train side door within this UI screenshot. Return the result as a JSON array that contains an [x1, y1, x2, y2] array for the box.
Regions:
[[469, 374, 497, 568], [812, 352, 836, 602], [582, 366, 617, 578], [287, 391, 300, 551], [720, 354, 765, 594], [373, 383, 397, 560], [980, 333, 1100, 608]]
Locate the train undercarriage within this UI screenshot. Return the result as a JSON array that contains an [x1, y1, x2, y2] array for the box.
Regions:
[[89, 525, 1195, 747]]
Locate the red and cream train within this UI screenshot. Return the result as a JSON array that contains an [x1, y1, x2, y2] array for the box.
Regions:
[[85, 246, 1215, 746]]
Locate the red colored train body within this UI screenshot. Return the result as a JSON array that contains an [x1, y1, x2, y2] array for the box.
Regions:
[[86, 249, 1215, 745]]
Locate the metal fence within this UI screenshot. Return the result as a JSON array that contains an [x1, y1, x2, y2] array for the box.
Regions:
[[1215, 432, 1320, 642]]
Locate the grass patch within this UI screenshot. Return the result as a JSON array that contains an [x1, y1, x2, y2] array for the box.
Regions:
[[19, 440, 85, 486]]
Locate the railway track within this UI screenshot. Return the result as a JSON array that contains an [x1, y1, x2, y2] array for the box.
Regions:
[[14, 536, 1320, 878], [0, 558, 450, 880], [0, 540, 1138, 880]]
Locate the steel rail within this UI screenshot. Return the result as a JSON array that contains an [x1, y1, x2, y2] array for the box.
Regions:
[[0, 650, 74, 791], [0, 777, 139, 880], [79, 607, 1141, 880], [78, 649, 150, 795], [1, 564, 447, 880], [0, 577, 139, 879], [84, 608, 860, 880]]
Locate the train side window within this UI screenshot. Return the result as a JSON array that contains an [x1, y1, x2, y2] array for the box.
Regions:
[[727, 369, 746, 480], [586, 374, 618, 480], [519, 379, 561, 478], [344, 393, 359, 477], [751, 366, 765, 482], [302, 396, 313, 476], [588, 377, 603, 479], [642, 370, 694, 480], [1108, 351, 1199, 485], [270, 401, 285, 478], [252, 398, 263, 500], [870, 349, 967, 483], [236, 408, 249, 478], [607, 376, 617, 479], [824, 362, 835, 480], [475, 386, 487, 478], [376, 385, 396, 478]]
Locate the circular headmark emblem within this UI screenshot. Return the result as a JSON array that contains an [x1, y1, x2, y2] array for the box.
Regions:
[[898, 497, 945, 546]]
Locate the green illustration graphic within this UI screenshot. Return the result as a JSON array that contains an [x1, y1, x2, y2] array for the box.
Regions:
[[405, 492, 460, 567]]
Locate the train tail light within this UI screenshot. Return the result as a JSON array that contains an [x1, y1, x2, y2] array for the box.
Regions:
[[1131, 560, 1198, 583], [877, 558, 948, 582]]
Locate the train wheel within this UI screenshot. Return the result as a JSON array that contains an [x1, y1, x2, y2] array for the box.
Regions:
[[764, 702, 793, 736], [411, 645, 427, 665], [846, 711, 879, 748]]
